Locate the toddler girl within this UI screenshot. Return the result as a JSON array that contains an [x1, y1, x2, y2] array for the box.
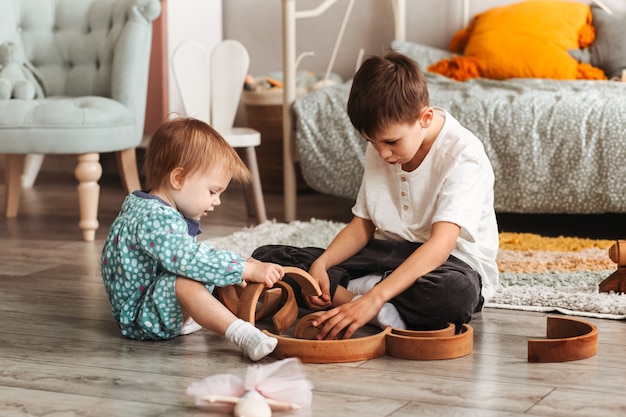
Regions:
[[101, 117, 284, 360]]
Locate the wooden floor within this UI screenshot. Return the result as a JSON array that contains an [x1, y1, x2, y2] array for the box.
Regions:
[[1, 170, 625, 416]]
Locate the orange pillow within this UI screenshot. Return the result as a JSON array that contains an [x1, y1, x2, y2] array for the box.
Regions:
[[429, 0, 606, 80]]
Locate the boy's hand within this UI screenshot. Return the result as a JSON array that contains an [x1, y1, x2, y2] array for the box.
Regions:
[[305, 264, 332, 310], [242, 260, 284, 288], [312, 293, 382, 340]]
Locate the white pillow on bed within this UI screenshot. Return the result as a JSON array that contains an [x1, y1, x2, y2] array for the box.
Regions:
[[390, 40, 453, 71]]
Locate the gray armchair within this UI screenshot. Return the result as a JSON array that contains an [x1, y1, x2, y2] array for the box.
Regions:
[[0, 0, 161, 241]]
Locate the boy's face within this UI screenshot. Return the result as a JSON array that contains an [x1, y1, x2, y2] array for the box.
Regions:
[[173, 165, 232, 221], [364, 118, 426, 170]]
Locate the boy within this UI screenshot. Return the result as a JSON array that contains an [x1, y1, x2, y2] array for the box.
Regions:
[[253, 51, 498, 340]]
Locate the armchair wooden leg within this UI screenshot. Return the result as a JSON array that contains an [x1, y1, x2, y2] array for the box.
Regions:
[[115, 148, 142, 194], [75, 153, 102, 242], [4, 154, 26, 218]]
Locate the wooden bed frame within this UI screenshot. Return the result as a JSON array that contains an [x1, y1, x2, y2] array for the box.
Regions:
[[279, 0, 614, 221]]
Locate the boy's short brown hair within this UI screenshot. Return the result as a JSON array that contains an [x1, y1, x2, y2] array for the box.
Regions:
[[143, 117, 251, 190], [347, 51, 429, 139]]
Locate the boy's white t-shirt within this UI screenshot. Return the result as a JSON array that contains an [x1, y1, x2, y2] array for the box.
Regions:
[[351, 108, 499, 300]]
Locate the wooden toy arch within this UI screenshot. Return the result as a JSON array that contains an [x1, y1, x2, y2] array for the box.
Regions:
[[528, 316, 598, 363]]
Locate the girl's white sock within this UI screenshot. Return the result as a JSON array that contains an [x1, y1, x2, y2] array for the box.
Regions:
[[225, 319, 277, 361]]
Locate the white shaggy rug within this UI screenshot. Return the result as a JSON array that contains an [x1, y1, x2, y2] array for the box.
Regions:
[[205, 219, 626, 320]]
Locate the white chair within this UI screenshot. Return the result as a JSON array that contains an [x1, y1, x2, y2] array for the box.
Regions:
[[172, 40, 266, 224]]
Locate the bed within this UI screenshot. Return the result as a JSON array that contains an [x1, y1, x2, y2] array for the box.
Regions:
[[280, 0, 626, 219]]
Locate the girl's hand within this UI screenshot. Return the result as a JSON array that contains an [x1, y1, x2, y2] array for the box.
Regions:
[[242, 261, 284, 287]]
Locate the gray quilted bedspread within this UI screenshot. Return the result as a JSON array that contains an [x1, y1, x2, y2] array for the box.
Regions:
[[293, 75, 626, 213]]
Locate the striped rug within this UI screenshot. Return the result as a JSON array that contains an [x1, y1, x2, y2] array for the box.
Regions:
[[207, 220, 626, 319], [491, 233, 625, 319]]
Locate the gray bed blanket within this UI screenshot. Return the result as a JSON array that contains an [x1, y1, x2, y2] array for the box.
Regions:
[[293, 74, 626, 214]]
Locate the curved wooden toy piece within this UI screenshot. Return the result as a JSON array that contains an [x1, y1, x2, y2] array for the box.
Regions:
[[293, 311, 348, 340], [283, 266, 322, 296], [237, 283, 265, 324], [609, 240, 626, 265], [599, 240, 626, 293], [255, 287, 283, 321], [233, 281, 298, 334], [391, 323, 456, 338], [265, 326, 391, 363], [293, 312, 324, 340], [214, 285, 240, 315], [271, 281, 298, 334], [528, 316, 598, 362], [385, 324, 473, 360]]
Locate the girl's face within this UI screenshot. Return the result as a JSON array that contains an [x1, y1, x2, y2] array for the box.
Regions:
[[172, 165, 232, 221]]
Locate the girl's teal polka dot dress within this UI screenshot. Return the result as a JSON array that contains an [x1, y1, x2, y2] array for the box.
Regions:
[[101, 192, 245, 340]]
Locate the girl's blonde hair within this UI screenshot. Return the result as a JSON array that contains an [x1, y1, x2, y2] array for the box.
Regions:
[[143, 117, 251, 190]]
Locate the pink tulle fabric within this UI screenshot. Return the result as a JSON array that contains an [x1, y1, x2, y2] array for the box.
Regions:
[[186, 358, 313, 412]]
